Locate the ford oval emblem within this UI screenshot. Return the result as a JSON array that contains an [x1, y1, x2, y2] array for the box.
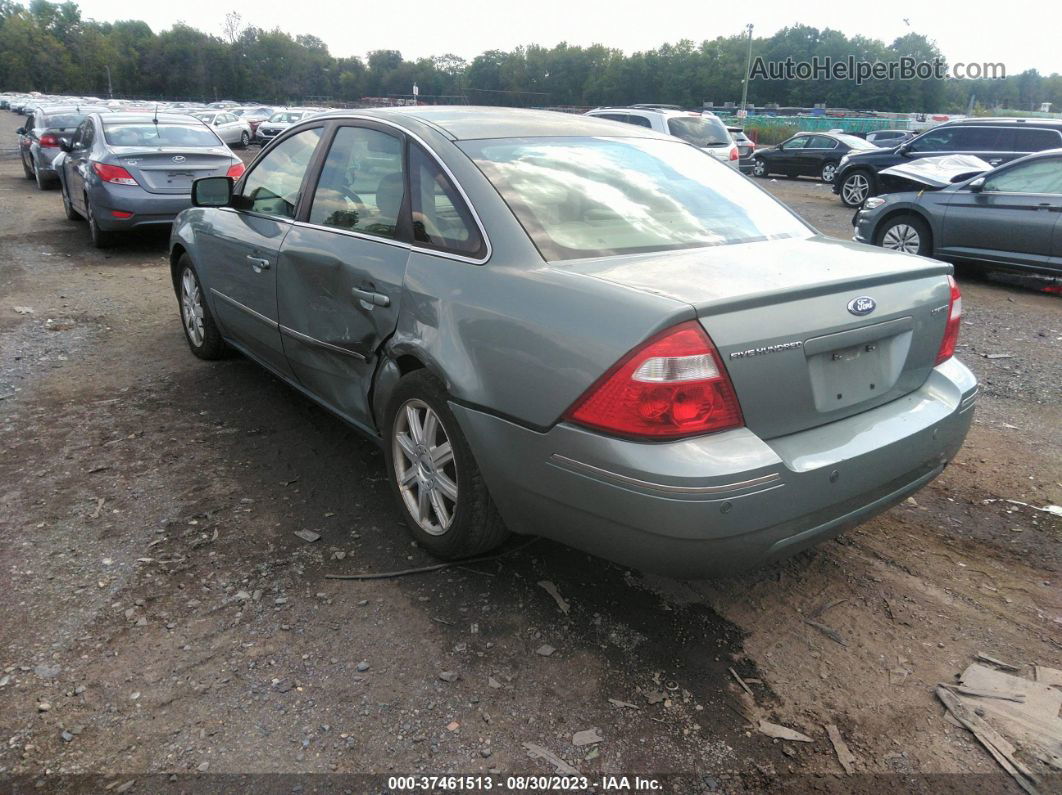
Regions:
[[172, 155, 186, 163], [847, 296, 876, 316]]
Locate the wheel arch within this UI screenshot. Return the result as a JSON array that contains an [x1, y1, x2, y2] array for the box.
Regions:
[[874, 207, 935, 254]]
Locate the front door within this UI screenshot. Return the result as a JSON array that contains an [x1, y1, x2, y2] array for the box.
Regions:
[[942, 155, 1062, 268], [64, 119, 95, 215], [199, 126, 324, 377], [277, 122, 412, 428]]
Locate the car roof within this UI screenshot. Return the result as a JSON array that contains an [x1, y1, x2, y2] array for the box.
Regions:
[[315, 106, 676, 141], [34, 104, 111, 114], [939, 117, 1062, 129]]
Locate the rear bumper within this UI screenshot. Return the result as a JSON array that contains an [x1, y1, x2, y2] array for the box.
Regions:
[[454, 357, 977, 578], [88, 184, 193, 231]]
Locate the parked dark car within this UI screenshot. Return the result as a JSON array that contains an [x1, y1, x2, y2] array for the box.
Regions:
[[169, 107, 975, 578], [854, 149, 1062, 276], [54, 112, 245, 247], [866, 129, 916, 148], [751, 132, 876, 183], [727, 127, 756, 173], [834, 118, 1062, 207], [17, 104, 112, 189]]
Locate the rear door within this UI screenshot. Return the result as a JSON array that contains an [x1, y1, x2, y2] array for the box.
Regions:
[[64, 118, 95, 215], [804, 135, 839, 175], [940, 155, 1062, 268], [276, 121, 413, 428], [198, 126, 325, 377]]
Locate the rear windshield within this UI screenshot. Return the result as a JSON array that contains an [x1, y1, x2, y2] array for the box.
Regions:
[[667, 115, 732, 147], [268, 112, 304, 123], [102, 122, 222, 147], [40, 113, 85, 129], [837, 134, 876, 150], [461, 136, 810, 261]]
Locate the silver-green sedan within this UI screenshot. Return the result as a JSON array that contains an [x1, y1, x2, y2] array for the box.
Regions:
[[169, 107, 976, 578]]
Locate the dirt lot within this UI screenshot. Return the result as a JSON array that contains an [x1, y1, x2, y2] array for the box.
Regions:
[[1, 120, 1059, 791]]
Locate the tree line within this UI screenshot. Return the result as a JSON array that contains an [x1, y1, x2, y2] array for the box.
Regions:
[[1, 0, 1060, 113]]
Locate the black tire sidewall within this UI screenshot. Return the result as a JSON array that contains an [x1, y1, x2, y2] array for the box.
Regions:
[[383, 371, 502, 559], [177, 256, 226, 360]]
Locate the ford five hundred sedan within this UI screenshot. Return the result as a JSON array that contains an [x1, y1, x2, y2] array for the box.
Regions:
[[170, 107, 977, 578]]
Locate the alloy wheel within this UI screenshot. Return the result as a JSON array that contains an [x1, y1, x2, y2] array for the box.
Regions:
[[881, 223, 921, 254], [842, 174, 870, 205], [392, 399, 458, 536], [821, 163, 837, 183], [752, 159, 766, 177], [181, 268, 205, 347]]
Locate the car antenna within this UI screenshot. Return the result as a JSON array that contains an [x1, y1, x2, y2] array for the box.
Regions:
[[152, 104, 161, 139]]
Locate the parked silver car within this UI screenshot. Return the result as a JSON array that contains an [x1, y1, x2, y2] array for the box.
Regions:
[[17, 104, 112, 188], [170, 107, 976, 577], [55, 112, 245, 247], [190, 110, 253, 148], [254, 108, 321, 144]]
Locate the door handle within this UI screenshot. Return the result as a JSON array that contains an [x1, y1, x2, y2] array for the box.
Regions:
[[352, 287, 390, 307], [246, 255, 271, 273]]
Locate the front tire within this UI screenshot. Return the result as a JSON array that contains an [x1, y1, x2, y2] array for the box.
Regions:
[[876, 214, 931, 256], [177, 256, 227, 359], [840, 170, 875, 207], [239, 131, 250, 148], [751, 158, 767, 178], [384, 371, 509, 559]]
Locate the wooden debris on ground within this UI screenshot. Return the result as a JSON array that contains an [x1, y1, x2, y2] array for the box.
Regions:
[[729, 667, 754, 698], [523, 742, 582, 776], [975, 652, 1021, 672], [825, 724, 857, 774], [537, 580, 570, 615], [757, 720, 813, 743]]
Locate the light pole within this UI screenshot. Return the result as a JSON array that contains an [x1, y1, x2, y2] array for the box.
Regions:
[[739, 23, 754, 117]]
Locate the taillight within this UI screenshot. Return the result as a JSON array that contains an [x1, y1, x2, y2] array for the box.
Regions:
[[39, 133, 60, 148], [729, 145, 739, 161], [935, 275, 962, 365], [226, 162, 245, 179], [92, 161, 138, 186], [566, 321, 744, 439]]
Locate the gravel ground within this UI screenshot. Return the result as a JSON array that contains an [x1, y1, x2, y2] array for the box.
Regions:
[[1, 119, 1059, 790]]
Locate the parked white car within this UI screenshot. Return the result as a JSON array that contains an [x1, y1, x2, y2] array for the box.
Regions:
[[191, 111, 253, 148], [585, 106, 740, 168]]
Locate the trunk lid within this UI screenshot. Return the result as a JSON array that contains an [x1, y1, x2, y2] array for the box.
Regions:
[[110, 147, 234, 194], [562, 236, 955, 439]]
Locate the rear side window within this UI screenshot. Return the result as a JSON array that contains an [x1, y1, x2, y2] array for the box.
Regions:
[[808, 135, 837, 149], [1015, 128, 1062, 152], [308, 125, 405, 239], [625, 115, 653, 128], [954, 127, 1014, 151], [410, 145, 485, 258], [240, 127, 322, 217], [667, 115, 731, 146]]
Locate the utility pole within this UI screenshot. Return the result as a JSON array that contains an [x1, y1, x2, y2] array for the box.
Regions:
[[739, 23, 754, 117], [105, 65, 113, 98]]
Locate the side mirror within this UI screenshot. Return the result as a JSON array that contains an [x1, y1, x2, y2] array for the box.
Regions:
[[59, 139, 72, 153], [192, 176, 233, 207], [15, 127, 25, 135], [968, 177, 985, 192]]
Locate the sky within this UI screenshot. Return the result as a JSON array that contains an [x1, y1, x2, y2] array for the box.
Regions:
[[69, 0, 1060, 75]]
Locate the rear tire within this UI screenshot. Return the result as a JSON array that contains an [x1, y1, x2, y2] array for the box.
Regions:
[[384, 371, 509, 560], [876, 214, 931, 256], [86, 197, 116, 249], [21, 152, 34, 179], [751, 158, 767, 178], [177, 256, 227, 360]]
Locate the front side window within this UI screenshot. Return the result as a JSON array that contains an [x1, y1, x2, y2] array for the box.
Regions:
[[667, 115, 731, 146], [410, 145, 484, 257], [308, 125, 405, 238], [983, 158, 1062, 194], [240, 127, 322, 217], [781, 136, 809, 150], [462, 136, 810, 261], [102, 122, 222, 147]]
